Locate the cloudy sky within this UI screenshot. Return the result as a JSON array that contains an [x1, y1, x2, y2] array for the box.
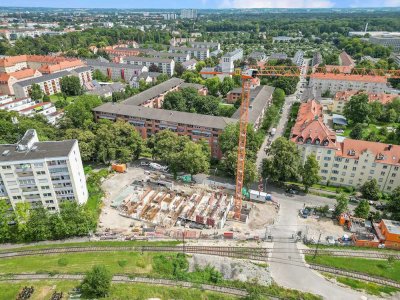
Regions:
[[2, 0, 400, 8]]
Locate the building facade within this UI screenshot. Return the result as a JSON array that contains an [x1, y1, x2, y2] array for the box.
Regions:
[[0, 130, 88, 212], [220, 49, 243, 73], [181, 9, 197, 19], [123, 57, 175, 76], [291, 100, 400, 192], [86, 59, 148, 81], [369, 35, 400, 52], [309, 73, 387, 94], [169, 46, 209, 61]]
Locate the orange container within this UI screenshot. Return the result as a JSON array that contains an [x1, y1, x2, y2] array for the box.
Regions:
[[112, 163, 127, 173]]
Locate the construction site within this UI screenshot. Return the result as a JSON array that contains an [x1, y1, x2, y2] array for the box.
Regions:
[[98, 166, 277, 239]]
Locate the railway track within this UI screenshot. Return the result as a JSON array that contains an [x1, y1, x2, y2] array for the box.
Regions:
[[301, 249, 400, 259], [0, 274, 248, 297], [0, 246, 269, 261], [309, 263, 400, 289]]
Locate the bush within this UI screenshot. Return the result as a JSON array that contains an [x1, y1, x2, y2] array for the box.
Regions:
[[118, 260, 128, 268], [57, 258, 68, 266], [81, 265, 112, 298]]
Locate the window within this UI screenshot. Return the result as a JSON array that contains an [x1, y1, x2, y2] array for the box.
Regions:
[[34, 163, 43, 167], [331, 177, 337, 181], [321, 170, 328, 174], [345, 159, 349, 163], [12, 196, 22, 200], [392, 173, 396, 177], [341, 172, 346, 176], [43, 193, 52, 197], [41, 186, 50, 190], [372, 163, 376, 167], [332, 170, 339, 174], [383, 165, 388, 169], [36, 171, 46, 175], [381, 171, 386, 176], [370, 170, 375, 175], [352, 167, 357, 171], [333, 164, 339, 168], [324, 163, 328, 167], [389, 180, 394, 184], [1, 166, 11, 169], [350, 173, 355, 177], [379, 178, 383, 182], [349, 180, 353, 184], [343, 165, 348, 170], [324, 157, 331, 161]]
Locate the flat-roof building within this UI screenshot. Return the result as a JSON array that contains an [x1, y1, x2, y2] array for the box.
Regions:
[[0, 129, 88, 211]]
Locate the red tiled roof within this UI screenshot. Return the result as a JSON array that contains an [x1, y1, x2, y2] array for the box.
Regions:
[[334, 90, 399, 105], [291, 100, 337, 148], [339, 51, 355, 67], [337, 139, 400, 166], [310, 73, 387, 83]]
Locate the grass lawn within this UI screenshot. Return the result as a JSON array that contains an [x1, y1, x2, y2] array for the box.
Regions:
[[0, 281, 239, 300], [340, 122, 397, 141], [308, 244, 399, 252], [0, 240, 181, 252], [305, 255, 400, 282], [48, 94, 76, 103], [0, 251, 169, 275], [335, 276, 398, 296]]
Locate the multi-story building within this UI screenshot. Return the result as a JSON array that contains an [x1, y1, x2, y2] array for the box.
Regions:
[[309, 73, 388, 94], [182, 59, 197, 71], [93, 80, 274, 158], [220, 49, 243, 73], [269, 53, 288, 60], [226, 78, 261, 103], [291, 100, 400, 192], [130, 72, 161, 88], [169, 46, 209, 61], [333, 90, 399, 114], [122, 56, 175, 76], [162, 13, 177, 20], [151, 51, 190, 63], [0, 129, 88, 211], [369, 34, 400, 52], [0, 68, 42, 95], [292, 50, 304, 66], [86, 59, 148, 81], [87, 82, 126, 98], [249, 51, 267, 62], [181, 9, 197, 19], [190, 41, 220, 51], [13, 67, 92, 99], [312, 52, 323, 67]]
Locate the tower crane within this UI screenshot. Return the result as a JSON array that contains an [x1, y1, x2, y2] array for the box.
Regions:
[[200, 65, 400, 220]]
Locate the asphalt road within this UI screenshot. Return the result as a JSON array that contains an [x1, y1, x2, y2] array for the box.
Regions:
[[268, 192, 373, 300]]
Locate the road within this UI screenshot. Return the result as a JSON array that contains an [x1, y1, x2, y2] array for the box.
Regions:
[[255, 59, 309, 169], [268, 191, 374, 300]]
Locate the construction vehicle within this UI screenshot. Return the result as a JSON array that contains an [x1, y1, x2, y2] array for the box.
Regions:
[[201, 65, 400, 220]]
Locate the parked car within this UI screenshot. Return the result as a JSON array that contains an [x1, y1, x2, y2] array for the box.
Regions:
[[335, 129, 344, 134], [286, 188, 298, 196], [326, 236, 336, 245], [349, 196, 360, 203]]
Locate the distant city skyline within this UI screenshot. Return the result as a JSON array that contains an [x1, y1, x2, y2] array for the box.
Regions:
[[1, 0, 400, 9]]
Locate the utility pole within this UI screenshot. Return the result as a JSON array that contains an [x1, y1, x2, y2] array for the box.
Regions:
[[313, 232, 322, 259]]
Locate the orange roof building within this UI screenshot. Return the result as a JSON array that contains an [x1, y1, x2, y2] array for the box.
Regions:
[[333, 90, 399, 113], [291, 99, 400, 192], [0, 68, 42, 95], [310, 72, 388, 94]]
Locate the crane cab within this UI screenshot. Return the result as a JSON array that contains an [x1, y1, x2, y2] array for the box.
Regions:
[[242, 69, 258, 78]]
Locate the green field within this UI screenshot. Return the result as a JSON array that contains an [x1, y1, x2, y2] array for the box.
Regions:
[[306, 256, 400, 282], [0, 251, 166, 275], [335, 276, 398, 296], [0, 281, 238, 300]]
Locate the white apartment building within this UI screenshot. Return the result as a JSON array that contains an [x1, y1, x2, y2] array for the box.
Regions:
[[292, 100, 400, 192], [151, 51, 190, 63], [86, 59, 148, 81], [369, 34, 400, 52], [220, 49, 244, 74], [123, 57, 175, 76], [190, 41, 220, 51], [169, 46, 209, 61], [181, 9, 197, 19], [0, 129, 88, 212], [309, 73, 388, 94]]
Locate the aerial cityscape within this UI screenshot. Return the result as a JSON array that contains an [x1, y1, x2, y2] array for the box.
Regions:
[[0, 1, 400, 299]]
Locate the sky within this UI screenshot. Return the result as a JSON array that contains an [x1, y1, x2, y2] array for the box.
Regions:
[[2, 0, 400, 9]]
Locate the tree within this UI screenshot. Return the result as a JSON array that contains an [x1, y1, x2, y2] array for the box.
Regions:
[[343, 93, 371, 124], [92, 69, 108, 81], [272, 88, 285, 107], [157, 73, 169, 83], [368, 101, 384, 123], [178, 141, 210, 176], [261, 137, 301, 182], [162, 91, 187, 112], [174, 62, 185, 76], [360, 179, 380, 200], [349, 123, 364, 140], [60, 76, 82, 96], [219, 77, 235, 96], [64, 129, 96, 161], [387, 187, 400, 221], [42, 94, 50, 102], [301, 154, 320, 193], [195, 60, 206, 72], [62, 95, 102, 129], [81, 265, 112, 298], [334, 193, 349, 217], [205, 77, 220, 97], [29, 83, 43, 100], [149, 64, 161, 72], [354, 200, 370, 219]]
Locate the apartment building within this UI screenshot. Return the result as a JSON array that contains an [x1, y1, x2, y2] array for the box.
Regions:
[[130, 72, 160, 88], [291, 100, 400, 192], [151, 51, 190, 63], [369, 34, 400, 52], [309, 73, 388, 94], [86, 59, 148, 81], [86, 82, 125, 98], [182, 59, 197, 71], [0, 68, 42, 95], [169, 46, 209, 61], [93, 79, 274, 158], [312, 52, 323, 67], [249, 51, 267, 62], [190, 41, 220, 51], [181, 9, 197, 19], [102, 46, 141, 58], [0, 129, 88, 211], [122, 56, 175, 76], [226, 78, 261, 103], [292, 50, 304, 66], [13, 67, 92, 99], [333, 90, 399, 114], [220, 49, 243, 73]]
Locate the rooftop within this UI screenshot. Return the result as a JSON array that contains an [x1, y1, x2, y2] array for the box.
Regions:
[[336, 139, 400, 166], [334, 90, 398, 105], [13, 70, 70, 88], [93, 102, 236, 129], [123, 78, 184, 106], [124, 56, 173, 64], [85, 59, 147, 70], [222, 49, 243, 58], [310, 73, 387, 83], [382, 219, 400, 235]]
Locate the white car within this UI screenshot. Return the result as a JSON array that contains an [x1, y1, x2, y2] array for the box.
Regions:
[[335, 129, 344, 134]]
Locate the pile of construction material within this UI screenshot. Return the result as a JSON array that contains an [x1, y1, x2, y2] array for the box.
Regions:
[[120, 185, 234, 229]]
